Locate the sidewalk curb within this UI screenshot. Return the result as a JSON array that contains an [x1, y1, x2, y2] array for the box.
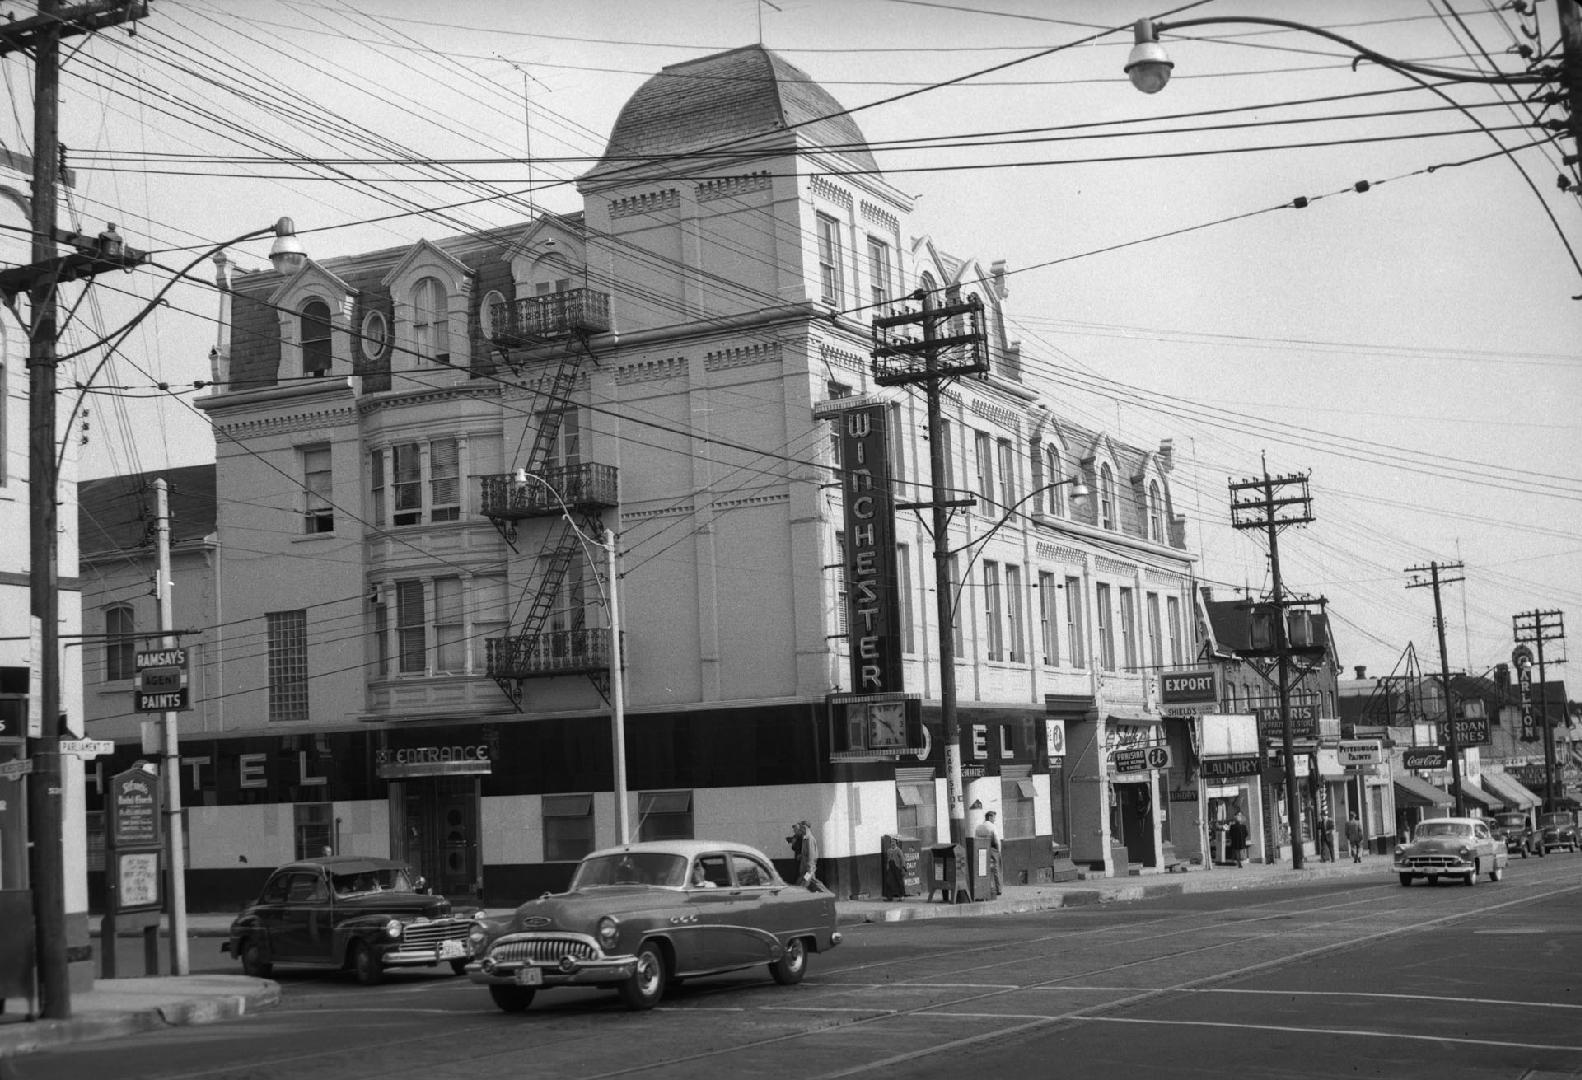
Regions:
[[0, 980, 278, 1059]]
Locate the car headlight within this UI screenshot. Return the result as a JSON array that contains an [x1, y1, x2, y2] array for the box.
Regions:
[[1457, 847, 1471, 859], [596, 916, 620, 950], [384, 919, 403, 939], [468, 926, 488, 950]]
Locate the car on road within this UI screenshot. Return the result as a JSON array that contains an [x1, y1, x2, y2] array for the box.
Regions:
[[466, 839, 842, 1013], [1535, 811, 1579, 854], [1488, 812, 1538, 858], [1394, 817, 1507, 886], [222, 855, 485, 984]]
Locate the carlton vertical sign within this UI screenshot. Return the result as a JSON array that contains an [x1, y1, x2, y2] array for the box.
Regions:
[[840, 404, 903, 694]]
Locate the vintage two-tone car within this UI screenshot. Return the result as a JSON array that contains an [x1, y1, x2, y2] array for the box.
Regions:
[[1489, 812, 1538, 858], [222, 856, 485, 984], [467, 840, 841, 1012], [1535, 810, 1579, 854], [1394, 817, 1508, 886]]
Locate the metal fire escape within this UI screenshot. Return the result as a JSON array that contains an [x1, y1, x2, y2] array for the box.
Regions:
[[479, 288, 620, 710]]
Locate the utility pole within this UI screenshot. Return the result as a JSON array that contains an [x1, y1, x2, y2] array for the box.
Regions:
[[1229, 467, 1313, 870], [1558, 0, 1582, 174], [1407, 562, 1466, 816], [606, 528, 630, 844], [872, 290, 987, 846], [0, 0, 151, 1019], [1513, 610, 1565, 811], [153, 478, 189, 973]]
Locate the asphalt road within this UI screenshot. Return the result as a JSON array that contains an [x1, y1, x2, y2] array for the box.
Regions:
[[9, 856, 1581, 1080]]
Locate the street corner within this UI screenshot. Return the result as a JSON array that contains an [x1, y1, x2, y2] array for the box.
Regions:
[[150, 975, 282, 1026]]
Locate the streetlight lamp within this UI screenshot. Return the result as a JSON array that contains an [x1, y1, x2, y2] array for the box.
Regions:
[[512, 468, 631, 843]]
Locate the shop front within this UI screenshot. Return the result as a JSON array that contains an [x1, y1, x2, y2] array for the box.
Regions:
[[1199, 714, 1263, 865], [375, 741, 492, 902]]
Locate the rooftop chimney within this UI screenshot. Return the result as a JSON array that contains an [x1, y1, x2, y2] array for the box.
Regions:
[[1354, 665, 1367, 679]]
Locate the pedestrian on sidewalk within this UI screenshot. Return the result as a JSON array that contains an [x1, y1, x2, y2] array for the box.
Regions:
[[1345, 813, 1364, 862], [1318, 812, 1336, 862], [974, 810, 1002, 898], [788, 820, 824, 892], [1226, 814, 1249, 868]]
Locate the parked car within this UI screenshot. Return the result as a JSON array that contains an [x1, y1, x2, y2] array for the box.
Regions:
[[1488, 812, 1538, 858], [1394, 817, 1508, 886], [222, 856, 485, 984], [466, 840, 842, 1012], [1535, 811, 1579, 854]]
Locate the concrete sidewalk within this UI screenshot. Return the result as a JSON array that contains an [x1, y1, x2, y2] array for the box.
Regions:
[[0, 856, 1383, 1059]]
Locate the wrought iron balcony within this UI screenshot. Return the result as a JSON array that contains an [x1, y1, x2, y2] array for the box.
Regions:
[[490, 288, 611, 345], [480, 463, 619, 522], [486, 628, 623, 679]]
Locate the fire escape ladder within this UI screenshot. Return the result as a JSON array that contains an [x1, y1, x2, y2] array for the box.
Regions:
[[524, 342, 586, 477]]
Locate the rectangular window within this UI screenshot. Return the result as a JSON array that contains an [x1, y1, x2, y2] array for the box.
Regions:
[[1038, 572, 1059, 667], [105, 606, 136, 681], [434, 576, 465, 673], [542, 409, 582, 471], [294, 803, 333, 860], [1146, 592, 1163, 672], [897, 543, 915, 654], [1167, 595, 1184, 665], [637, 790, 693, 842], [267, 609, 309, 722], [948, 554, 964, 655], [429, 437, 460, 522], [1119, 586, 1137, 672], [1006, 564, 1024, 663], [997, 438, 1016, 513], [391, 443, 422, 526], [1001, 769, 1036, 839], [974, 431, 993, 509], [984, 561, 1003, 661], [302, 445, 334, 534], [1030, 440, 1045, 514], [543, 793, 595, 862], [372, 593, 389, 677], [396, 580, 426, 674], [1096, 583, 1115, 671], [1045, 445, 1064, 515], [867, 235, 891, 311], [816, 213, 843, 304], [474, 576, 509, 667], [371, 449, 385, 524], [1065, 576, 1084, 667], [834, 532, 848, 637]]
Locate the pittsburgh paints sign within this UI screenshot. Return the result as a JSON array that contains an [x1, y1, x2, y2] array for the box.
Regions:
[[840, 405, 903, 694]]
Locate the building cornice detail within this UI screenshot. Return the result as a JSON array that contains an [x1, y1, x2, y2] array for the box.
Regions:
[[816, 339, 865, 375], [210, 401, 360, 438], [356, 383, 503, 418], [809, 174, 853, 209], [1094, 555, 1136, 577], [705, 341, 782, 372], [860, 200, 900, 235], [615, 356, 690, 385], [610, 188, 680, 218], [1034, 542, 1089, 564], [697, 172, 773, 202]]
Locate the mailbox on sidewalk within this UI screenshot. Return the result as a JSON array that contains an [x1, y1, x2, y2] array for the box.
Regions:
[[926, 843, 970, 903]]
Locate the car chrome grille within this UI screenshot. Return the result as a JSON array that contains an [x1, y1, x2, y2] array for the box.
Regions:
[[489, 937, 600, 964], [400, 918, 474, 948], [1402, 856, 1463, 869]]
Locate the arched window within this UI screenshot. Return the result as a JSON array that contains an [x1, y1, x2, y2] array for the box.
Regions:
[[301, 299, 332, 377], [1045, 444, 1064, 516], [412, 276, 448, 363], [1099, 463, 1116, 530], [479, 289, 506, 341], [105, 605, 135, 681], [1148, 480, 1163, 542]]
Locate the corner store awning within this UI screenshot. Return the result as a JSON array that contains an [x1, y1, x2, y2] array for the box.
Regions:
[[1394, 774, 1453, 808], [1480, 771, 1541, 809], [1452, 781, 1502, 812]]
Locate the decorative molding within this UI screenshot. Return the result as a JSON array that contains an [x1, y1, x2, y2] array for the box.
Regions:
[[609, 188, 680, 218], [212, 402, 360, 440], [1095, 556, 1134, 577], [817, 340, 865, 375], [809, 174, 853, 209], [860, 200, 899, 235], [967, 396, 1019, 431], [712, 492, 790, 511], [696, 173, 772, 202], [705, 341, 782, 372], [1035, 542, 1088, 564], [615, 356, 689, 385], [623, 503, 695, 522], [1145, 568, 1186, 588], [356, 383, 503, 418]]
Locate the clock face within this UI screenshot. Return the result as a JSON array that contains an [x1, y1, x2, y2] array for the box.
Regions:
[[867, 703, 906, 748]]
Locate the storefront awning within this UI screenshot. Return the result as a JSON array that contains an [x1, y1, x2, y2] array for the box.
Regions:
[[1394, 774, 1454, 808], [1106, 707, 1160, 725], [1481, 770, 1541, 809], [1452, 780, 1502, 812]]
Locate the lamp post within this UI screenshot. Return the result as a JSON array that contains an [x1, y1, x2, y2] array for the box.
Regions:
[[513, 469, 630, 843]]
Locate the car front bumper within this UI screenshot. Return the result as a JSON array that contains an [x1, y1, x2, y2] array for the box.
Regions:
[[1394, 857, 1476, 875], [466, 931, 636, 988]]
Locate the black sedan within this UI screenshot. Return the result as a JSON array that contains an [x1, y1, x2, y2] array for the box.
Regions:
[[222, 856, 484, 984]]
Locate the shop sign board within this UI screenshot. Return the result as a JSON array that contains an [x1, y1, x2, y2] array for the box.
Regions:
[[1159, 668, 1217, 709], [1402, 746, 1447, 770], [1201, 755, 1261, 779], [1450, 716, 1491, 748], [1338, 740, 1383, 768], [1254, 703, 1319, 740], [1112, 745, 1171, 774]]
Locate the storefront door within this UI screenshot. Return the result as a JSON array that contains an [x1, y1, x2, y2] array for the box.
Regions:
[[399, 776, 479, 901], [1116, 782, 1156, 867]]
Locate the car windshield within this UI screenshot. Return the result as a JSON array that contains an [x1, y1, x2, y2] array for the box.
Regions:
[[331, 867, 413, 896], [1415, 822, 1473, 840], [571, 852, 688, 889], [1539, 813, 1572, 827]]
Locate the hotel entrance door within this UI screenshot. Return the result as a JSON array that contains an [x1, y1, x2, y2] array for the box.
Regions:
[[396, 776, 479, 902]]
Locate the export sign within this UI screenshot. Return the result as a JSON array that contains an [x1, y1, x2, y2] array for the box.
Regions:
[[1159, 669, 1217, 705], [1402, 746, 1447, 770]]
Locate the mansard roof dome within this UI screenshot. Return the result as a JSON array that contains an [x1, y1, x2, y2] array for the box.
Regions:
[[583, 44, 878, 183]]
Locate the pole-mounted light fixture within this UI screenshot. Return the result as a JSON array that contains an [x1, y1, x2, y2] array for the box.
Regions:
[[1124, 18, 1173, 94]]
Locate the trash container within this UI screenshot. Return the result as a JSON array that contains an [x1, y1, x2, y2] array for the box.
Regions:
[[965, 836, 995, 900], [926, 843, 967, 903]]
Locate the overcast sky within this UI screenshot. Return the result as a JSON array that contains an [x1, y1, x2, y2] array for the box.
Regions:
[[7, 0, 1579, 681]]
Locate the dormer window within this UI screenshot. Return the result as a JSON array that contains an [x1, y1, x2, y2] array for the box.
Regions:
[[1148, 480, 1163, 542], [412, 276, 448, 365], [301, 299, 332, 377], [1099, 463, 1116, 530]]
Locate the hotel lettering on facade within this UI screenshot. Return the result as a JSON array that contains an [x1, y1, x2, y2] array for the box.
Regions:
[[79, 45, 1198, 909]]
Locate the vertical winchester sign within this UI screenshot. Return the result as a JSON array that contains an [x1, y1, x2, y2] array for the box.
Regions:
[[841, 404, 903, 693]]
